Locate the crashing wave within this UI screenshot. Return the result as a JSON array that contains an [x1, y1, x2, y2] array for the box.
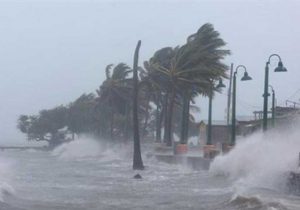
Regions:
[[52, 138, 103, 159], [210, 129, 300, 191]]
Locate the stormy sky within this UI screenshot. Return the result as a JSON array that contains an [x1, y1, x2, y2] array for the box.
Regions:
[[0, 0, 299, 144]]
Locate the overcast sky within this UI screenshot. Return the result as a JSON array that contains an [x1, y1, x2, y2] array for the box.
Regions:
[[0, 0, 299, 144]]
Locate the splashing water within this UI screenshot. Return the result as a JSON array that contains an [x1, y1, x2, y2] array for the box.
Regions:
[[210, 126, 300, 192], [51, 137, 129, 163], [226, 194, 289, 210], [52, 137, 103, 160], [0, 157, 14, 201]]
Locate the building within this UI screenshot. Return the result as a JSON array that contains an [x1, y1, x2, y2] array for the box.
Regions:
[[198, 120, 230, 146]]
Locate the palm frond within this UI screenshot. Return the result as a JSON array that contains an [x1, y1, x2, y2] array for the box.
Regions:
[[105, 64, 113, 79], [111, 63, 131, 80]]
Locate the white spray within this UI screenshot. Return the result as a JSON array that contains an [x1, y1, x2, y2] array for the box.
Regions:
[[0, 157, 15, 201], [52, 137, 103, 159], [210, 125, 300, 192], [51, 136, 130, 161]]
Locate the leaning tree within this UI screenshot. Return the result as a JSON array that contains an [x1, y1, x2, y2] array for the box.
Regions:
[[145, 23, 230, 146], [96, 63, 132, 141], [17, 105, 69, 148]]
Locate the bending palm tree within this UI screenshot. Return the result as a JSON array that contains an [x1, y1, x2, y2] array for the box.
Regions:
[[96, 63, 132, 140], [146, 23, 230, 146]]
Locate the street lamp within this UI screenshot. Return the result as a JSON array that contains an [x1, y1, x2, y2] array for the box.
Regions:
[[263, 54, 287, 131], [269, 85, 276, 128], [207, 79, 226, 145], [231, 65, 252, 146]]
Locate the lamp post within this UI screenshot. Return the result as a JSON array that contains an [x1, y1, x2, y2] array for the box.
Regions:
[[207, 79, 226, 145], [269, 85, 275, 128], [263, 54, 287, 131], [231, 65, 252, 146]]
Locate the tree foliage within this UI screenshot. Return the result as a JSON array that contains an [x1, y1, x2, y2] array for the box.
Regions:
[[17, 23, 230, 149]]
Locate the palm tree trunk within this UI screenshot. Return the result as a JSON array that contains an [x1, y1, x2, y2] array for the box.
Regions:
[[165, 87, 175, 146], [180, 92, 190, 144], [132, 40, 144, 170], [124, 103, 129, 142], [163, 93, 168, 144], [185, 98, 190, 143], [142, 92, 151, 137], [182, 92, 190, 144], [155, 102, 162, 143], [110, 112, 114, 141]]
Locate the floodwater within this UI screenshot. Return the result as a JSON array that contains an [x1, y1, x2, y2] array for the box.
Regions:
[[0, 133, 300, 210]]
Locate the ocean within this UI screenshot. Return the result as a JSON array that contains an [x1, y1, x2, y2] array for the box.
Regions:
[[0, 132, 299, 210]]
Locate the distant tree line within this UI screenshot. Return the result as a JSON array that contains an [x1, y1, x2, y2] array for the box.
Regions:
[[17, 23, 230, 148]]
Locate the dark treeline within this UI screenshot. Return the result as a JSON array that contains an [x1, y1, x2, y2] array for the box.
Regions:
[[17, 23, 230, 148]]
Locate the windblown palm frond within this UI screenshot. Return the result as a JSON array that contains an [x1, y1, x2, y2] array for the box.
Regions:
[[143, 23, 231, 145], [111, 63, 131, 80], [105, 64, 113, 79], [96, 62, 133, 115]]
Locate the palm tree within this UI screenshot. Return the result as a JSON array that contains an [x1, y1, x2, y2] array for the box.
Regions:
[[139, 64, 164, 142], [146, 23, 230, 146], [143, 47, 177, 145], [177, 23, 230, 144], [132, 40, 144, 170], [96, 63, 132, 140]]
